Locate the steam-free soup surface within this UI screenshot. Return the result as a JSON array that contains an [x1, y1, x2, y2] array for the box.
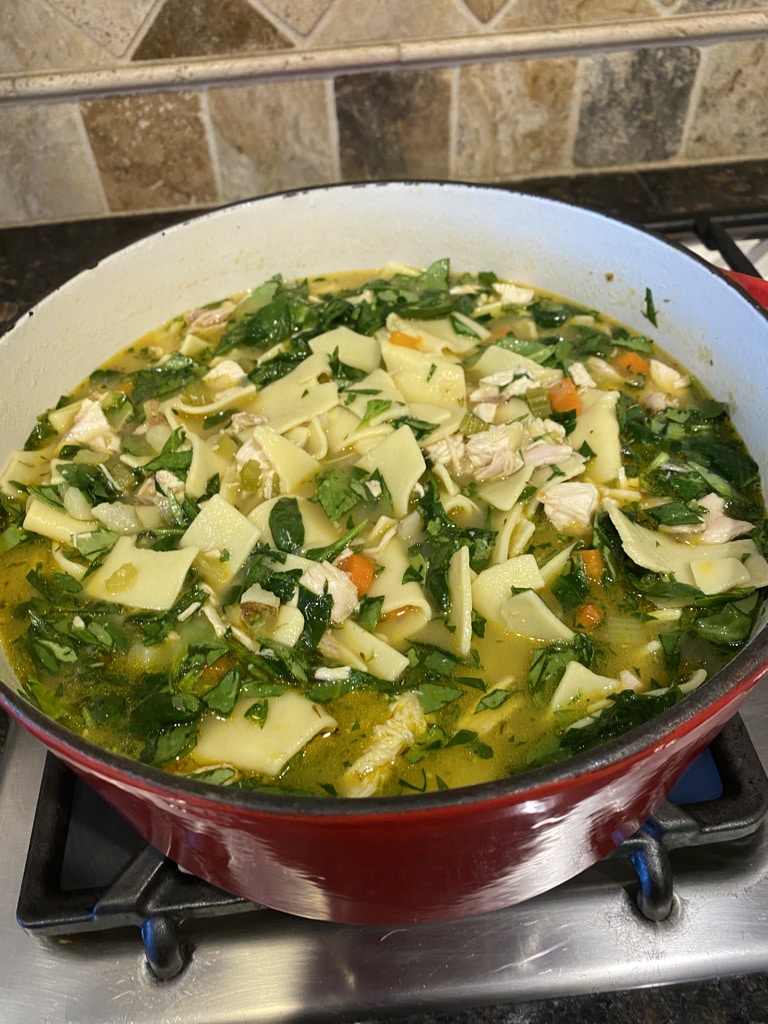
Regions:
[[1, 260, 766, 797]]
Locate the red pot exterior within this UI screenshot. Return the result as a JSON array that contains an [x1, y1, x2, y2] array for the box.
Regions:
[[2, 183, 768, 925], [7, 671, 759, 924]]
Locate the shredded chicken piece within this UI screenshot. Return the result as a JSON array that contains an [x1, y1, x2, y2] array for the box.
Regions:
[[425, 432, 468, 478], [478, 369, 539, 395], [154, 469, 186, 502], [133, 476, 158, 504], [568, 361, 596, 388], [234, 436, 277, 499], [230, 411, 268, 434], [200, 584, 257, 650], [185, 301, 236, 330], [539, 480, 599, 533], [341, 692, 427, 797], [618, 670, 646, 692], [473, 402, 498, 424], [203, 359, 249, 390], [642, 391, 674, 412], [649, 359, 689, 394], [586, 356, 624, 387], [361, 516, 399, 559], [533, 416, 567, 442], [697, 492, 754, 543], [427, 418, 573, 483], [299, 561, 359, 624], [492, 282, 535, 306], [523, 441, 575, 467], [465, 426, 526, 480], [347, 289, 375, 306], [201, 592, 227, 636], [642, 358, 690, 411], [62, 398, 120, 454], [468, 382, 501, 404], [314, 665, 352, 682]]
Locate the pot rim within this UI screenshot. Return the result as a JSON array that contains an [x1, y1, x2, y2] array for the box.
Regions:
[[2, 179, 768, 819]]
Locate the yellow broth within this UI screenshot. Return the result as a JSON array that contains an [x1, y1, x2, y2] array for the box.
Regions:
[[0, 261, 765, 798]]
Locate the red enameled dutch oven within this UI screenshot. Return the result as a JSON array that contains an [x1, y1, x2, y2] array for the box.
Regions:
[[2, 183, 768, 925]]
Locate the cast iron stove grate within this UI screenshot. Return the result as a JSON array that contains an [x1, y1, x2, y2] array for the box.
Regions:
[[15, 715, 768, 981], [647, 211, 768, 275]]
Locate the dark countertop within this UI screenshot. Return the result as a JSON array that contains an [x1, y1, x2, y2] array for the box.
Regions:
[[2, 163, 768, 1024]]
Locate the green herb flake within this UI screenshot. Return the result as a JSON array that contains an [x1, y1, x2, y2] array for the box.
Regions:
[[202, 669, 241, 717], [268, 496, 305, 553], [474, 689, 513, 713], [244, 699, 269, 728], [417, 682, 464, 714], [643, 287, 658, 327]]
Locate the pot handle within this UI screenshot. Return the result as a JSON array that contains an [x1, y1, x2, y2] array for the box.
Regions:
[[723, 269, 768, 309]]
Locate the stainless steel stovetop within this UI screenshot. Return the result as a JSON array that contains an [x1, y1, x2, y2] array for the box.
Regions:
[[2, 222, 768, 1024]]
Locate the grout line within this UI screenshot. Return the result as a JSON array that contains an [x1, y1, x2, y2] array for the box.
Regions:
[[242, 0, 304, 49], [324, 76, 342, 183], [126, 0, 168, 61], [447, 65, 460, 181], [562, 52, 586, 177], [197, 91, 225, 206], [2, 11, 768, 105], [72, 101, 111, 217], [677, 38, 711, 161]]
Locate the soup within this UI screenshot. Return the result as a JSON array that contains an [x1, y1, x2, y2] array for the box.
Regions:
[[0, 259, 765, 798]]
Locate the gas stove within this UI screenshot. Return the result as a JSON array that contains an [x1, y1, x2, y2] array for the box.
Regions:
[[2, 208, 768, 1024]]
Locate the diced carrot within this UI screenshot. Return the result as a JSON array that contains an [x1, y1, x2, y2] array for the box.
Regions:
[[614, 350, 651, 377], [338, 553, 377, 595], [547, 377, 583, 415], [486, 323, 513, 343], [575, 603, 603, 630], [579, 548, 605, 583], [389, 330, 421, 349]]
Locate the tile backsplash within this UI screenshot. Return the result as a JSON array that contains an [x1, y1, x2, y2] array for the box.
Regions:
[[2, 0, 768, 226]]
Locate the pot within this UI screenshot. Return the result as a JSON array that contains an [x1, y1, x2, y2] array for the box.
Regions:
[[1, 182, 768, 926]]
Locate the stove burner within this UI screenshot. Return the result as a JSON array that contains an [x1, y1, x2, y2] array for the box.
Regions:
[[15, 715, 768, 980]]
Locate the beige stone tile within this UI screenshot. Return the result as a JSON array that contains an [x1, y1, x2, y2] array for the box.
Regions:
[[496, 0, 658, 28], [0, 0, 112, 73], [335, 69, 452, 180], [574, 46, 699, 167], [257, 0, 334, 36], [208, 80, 338, 200], [684, 39, 768, 160], [133, 0, 292, 59], [47, 0, 157, 58], [455, 58, 577, 180], [312, 0, 477, 45], [81, 92, 218, 213], [0, 103, 107, 226]]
